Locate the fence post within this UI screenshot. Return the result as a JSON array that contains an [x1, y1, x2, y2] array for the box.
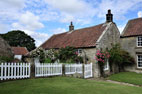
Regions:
[[31, 62, 35, 78], [83, 64, 85, 78], [62, 64, 65, 76], [1, 63, 3, 80]]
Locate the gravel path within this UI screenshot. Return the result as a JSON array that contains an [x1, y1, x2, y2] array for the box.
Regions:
[[88, 78, 141, 87]]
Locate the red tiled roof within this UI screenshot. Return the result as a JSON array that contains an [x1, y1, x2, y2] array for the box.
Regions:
[[12, 47, 29, 55], [40, 23, 107, 49], [121, 18, 142, 37]]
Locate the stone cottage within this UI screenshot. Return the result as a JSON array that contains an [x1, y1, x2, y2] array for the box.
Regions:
[[0, 36, 13, 58], [121, 18, 142, 72], [40, 10, 120, 77]]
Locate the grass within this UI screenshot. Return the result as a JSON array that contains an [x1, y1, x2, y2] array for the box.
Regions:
[[108, 72, 142, 85], [0, 77, 142, 94]]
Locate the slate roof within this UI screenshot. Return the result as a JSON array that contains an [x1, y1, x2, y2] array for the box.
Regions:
[[40, 23, 108, 49], [121, 18, 142, 37], [12, 47, 29, 55]]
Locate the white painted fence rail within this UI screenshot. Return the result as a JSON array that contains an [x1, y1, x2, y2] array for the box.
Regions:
[[84, 63, 93, 78], [35, 63, 62, 77], [65, 64, 82, 74], [0, 63, 30, 80]]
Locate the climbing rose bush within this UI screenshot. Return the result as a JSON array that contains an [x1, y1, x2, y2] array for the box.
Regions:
[[95, 50, 110, 64], [95, 50, 110, 77]]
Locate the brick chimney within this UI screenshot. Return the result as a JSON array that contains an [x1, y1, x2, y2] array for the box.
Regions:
[[69, 21, 74, 31], [106, 9, 113, 22]]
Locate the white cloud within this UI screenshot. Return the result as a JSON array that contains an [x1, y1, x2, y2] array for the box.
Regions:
[[95, 0, 142, 20], [0, 23, 10, 33], [12, 11, 44, 31], [44, 0, 96, 24], [138, 11, 142, 18], [51, 28, 66, 34], [0, 0, 25, 22], [45, 0, 93, 14], [24, 30, 49, 47], [11, 11, 46, 46], [0, 0, 25, 9]]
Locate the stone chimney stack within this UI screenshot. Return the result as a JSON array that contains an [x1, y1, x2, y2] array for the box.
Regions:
[[69, 21, 74, 31], [106, 9, 113, 22]]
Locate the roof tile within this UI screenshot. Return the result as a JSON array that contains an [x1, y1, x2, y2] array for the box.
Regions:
[[12, 47, 29, 55], [41, 23, 107, 49], [121, 18, 142, 37]]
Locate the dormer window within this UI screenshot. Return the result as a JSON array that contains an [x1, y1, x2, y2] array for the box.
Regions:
[[137, 36, 142, 47]]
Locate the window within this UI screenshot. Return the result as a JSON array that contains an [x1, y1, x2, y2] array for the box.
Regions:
[[137, 36, 142, 47], [104, 60, 109, 70], [77, 49, 82, 54], [137, 55, 142, 68]]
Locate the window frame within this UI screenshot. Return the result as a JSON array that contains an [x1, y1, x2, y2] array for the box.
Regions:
[[77, 49, 82, 54], [137, 36, 142, 47], [104, 60, 109, 70], [137, 54, 142, 68]]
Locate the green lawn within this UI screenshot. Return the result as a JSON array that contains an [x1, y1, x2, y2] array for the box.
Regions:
[[108, 72, 142, 85], [0, 77, 142, 94]]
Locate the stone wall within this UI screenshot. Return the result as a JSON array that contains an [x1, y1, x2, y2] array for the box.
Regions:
[[80, 23, 120, 77], [120, 36, 142, 72], [83, 48, 99, 77], [96, 22, 120, 50], [96, 22, 120, 76]]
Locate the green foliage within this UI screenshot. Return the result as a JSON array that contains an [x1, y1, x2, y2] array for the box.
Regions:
[[0, 56, 14, 63], [44, 58, 52, 63], [46, 49, 58, 63], [109, 44, 134, 71], [31, 47, 45, 63], [109, 44, 122, 64], [0, 30, 36, 51], [57, 46, 83, 63]]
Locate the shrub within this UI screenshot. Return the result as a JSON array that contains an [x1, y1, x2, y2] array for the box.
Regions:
[[109, 44, 134, 72], [31, 47, 46, 63], [0, 56, 14, 63], [44, 58, 52, 63], [57, 46, 83, 63]]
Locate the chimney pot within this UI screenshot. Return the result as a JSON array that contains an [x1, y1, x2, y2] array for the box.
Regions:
[[106, 9, 113, 22], [69, 21, 74, 31]]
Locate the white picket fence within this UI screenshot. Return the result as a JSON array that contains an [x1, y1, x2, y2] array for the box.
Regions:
[[65, 64, 82, 74], [0, 63, 30, 80], [35, 63, 92, 78], [84, 63, 93, 78], [0, 62, 92, 80], [35, 63, 62, 77]]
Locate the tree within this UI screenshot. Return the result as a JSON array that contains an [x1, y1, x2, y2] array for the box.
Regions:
[[0, 30, 36, 51]]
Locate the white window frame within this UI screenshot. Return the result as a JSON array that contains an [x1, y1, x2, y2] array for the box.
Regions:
[[77, 49, 82, 54], [137, 36, 142, 47], [137, 55, 142, 68], [104, 60, 109, 70]]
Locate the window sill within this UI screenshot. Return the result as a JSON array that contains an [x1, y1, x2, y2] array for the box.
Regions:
[[135, 47, 142, 49], [136, 67, 142, 70]]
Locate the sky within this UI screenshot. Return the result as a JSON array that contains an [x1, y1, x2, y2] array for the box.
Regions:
[[0, 0, 142, 47]]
